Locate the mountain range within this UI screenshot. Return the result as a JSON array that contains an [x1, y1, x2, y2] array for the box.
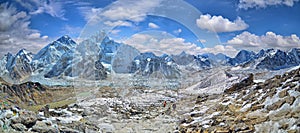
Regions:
[[1, 34, 300, 83]]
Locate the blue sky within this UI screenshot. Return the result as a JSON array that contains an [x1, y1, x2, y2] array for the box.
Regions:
[[0, 0, 299, 57]]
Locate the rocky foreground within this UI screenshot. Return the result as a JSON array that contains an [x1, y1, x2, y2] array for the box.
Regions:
[[179, 67, 300, 132], [0, 67, 300, 133]]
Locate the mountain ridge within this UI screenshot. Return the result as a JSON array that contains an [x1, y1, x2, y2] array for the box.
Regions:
[[1, 35, 300, 84]]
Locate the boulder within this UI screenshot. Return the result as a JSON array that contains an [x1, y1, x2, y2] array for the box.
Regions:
[[19, 110, 37, 128], [11, 123, 27, 131], [32, 121, 57, 133], [225, 74, 253, 93]]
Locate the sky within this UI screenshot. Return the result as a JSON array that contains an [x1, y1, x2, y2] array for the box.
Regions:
[[0, 0, 300, 57]]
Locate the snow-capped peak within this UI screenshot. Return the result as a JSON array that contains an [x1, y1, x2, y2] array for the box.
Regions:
[[15, 49, 33, 62], [56, 35, 76, 46]]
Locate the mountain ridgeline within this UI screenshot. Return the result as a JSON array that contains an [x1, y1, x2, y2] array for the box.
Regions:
[[1, 34, 300, 83]]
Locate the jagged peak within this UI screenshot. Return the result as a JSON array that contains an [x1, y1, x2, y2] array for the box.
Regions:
[[179, 51, 187, 55], [57, 35, 71, 41], [55, 35, 76, 46], [5, 52, 14, 57], [16, 48, 31, 56]]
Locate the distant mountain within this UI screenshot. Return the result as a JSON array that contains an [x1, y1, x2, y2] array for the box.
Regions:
[[228, 50, 256, 66], [111, 44, 140, 73], [171, 51, 194, 66], [3, 49, 33, 80], [287, 48, 300, 64], [32, 35, 77, 71], [45, 34, 108, 80], [256, 49, 295, 70], [1, 33, 300, 84], [100, 36, 122, 64], [131, 52, 181, 79]]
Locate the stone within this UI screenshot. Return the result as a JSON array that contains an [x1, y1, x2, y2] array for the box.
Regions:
[[287, 129, 297, 133], [280, 123, 289, 130], [266, 99, 286, 111], [215, 128, 230, 133], [250, 116, 269, 125], [231, 123, 251, 132], [19, 110, 37, 128], [196, 94, 208, 104], [59, 126, 80, 133], [10, 117, 21, 124], [11, 123, 27, 131], [32, 121, 57, 133], [224, 74, 253, 94], [250, 104, 264, 111], [228, 104, 239, 113], [279, 89, 289, 98], [190, 113, 203, 118], [285, 96, 296, 105]]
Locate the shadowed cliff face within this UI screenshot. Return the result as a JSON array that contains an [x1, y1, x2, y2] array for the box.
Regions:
[[0, 79, 53, 106], [1, 78, 75, 107]]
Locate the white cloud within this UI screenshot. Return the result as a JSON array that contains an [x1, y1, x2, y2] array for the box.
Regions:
[[103, 20, 132, 27], [0, 2, 49, 56], [238, 0, 300, 9], [227, 31, 300, 50], [123, 33, 238, 57], [32, 0, 66, 20], [200, 45, 238, 57], [78, 0, 162, 27], [16, 0, 67, 20], [78, 7, 102, 22], [173, 28, 182, 35], [0, 3, 27, 31], [110, 29, 121, 35], [148, 22, 160, 29], [196, 14, 249, 33], [27, 33, 41, 39]]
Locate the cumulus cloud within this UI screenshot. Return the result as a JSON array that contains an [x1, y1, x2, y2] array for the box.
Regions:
[[200, 45, 238, 57], [123, 33, 238, 57], [0, 3, 49, 56], [78, 0, 162, 27], [148, 22, 160, 29], [238, 0, 300, 9], [227, 31, 300, 50], [196, 14, 249, 33]]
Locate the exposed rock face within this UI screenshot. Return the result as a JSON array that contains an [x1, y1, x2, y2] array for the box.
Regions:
[[0, 80, 52, 106], [7, 49, 33, 81], [224, 73, 254, 93], [228, 50, 256, 66]]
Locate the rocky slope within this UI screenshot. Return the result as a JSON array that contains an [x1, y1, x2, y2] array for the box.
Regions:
[[178, 67, 300, 132]]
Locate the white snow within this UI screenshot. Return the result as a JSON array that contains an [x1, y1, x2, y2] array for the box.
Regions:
[[240, 103, 252, 112], [254, 79, 265, 83]]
